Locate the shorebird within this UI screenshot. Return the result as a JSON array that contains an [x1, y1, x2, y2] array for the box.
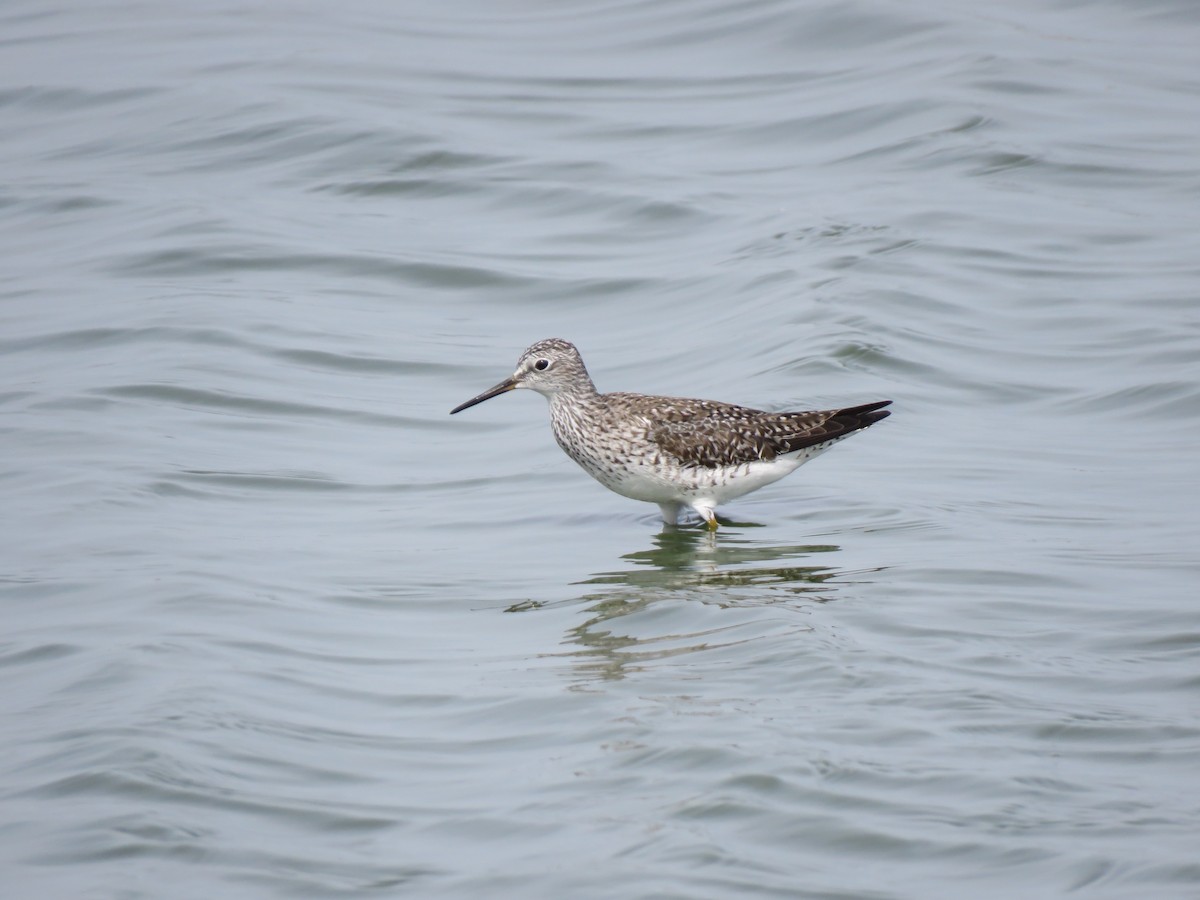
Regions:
[[449, 339, 891, 529]]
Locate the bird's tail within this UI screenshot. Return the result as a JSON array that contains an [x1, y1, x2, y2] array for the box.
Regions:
[[832, 400, 892, 433]]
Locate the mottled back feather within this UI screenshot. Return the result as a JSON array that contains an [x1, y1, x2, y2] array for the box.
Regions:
[[642, 397, 892, 468]]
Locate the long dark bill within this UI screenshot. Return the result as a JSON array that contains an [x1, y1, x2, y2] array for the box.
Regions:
[[449, 378, 517, 414]]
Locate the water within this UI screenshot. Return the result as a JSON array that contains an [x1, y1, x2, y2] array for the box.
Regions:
[[3, 0, 1199, 897]]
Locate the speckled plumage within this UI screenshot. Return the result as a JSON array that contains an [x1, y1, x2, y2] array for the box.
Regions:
[[450, 338, 891, 527]]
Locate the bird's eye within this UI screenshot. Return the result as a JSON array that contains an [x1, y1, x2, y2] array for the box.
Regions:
[[534, 359, 550, 371]]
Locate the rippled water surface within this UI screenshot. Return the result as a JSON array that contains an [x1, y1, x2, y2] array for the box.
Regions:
[[3, 1, 1199, 897]]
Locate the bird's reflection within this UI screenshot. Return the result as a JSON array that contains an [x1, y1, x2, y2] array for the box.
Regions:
[[582, 527, 841, 589], [508, 527, 881, 683]]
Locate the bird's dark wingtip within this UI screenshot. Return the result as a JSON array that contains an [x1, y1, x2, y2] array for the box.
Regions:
[[843, 400, 892, 415], [837, 400, 892, 431]]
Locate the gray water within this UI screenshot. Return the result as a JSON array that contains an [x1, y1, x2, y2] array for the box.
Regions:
[[3, 1, 1199, 897]]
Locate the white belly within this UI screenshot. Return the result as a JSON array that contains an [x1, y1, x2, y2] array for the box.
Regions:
[[575, 453, 810, 505]]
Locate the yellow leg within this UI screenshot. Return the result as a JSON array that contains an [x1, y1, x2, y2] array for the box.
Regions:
[[691, 503, 718, 530]]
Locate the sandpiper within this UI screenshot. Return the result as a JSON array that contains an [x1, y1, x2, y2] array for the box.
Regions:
[[450, 339, 891, 529]]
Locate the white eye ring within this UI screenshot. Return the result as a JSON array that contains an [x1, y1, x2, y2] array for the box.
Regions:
[[534, 359, 550, 371]]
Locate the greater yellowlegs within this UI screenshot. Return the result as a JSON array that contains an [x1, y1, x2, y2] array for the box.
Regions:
[[450, 339, 891, 528]]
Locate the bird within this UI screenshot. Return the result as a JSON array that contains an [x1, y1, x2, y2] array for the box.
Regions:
[[449, 338, 891, 529]]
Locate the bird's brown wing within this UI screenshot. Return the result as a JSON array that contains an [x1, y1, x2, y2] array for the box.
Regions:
[[645, 398, 892, 468]]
